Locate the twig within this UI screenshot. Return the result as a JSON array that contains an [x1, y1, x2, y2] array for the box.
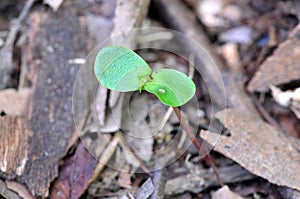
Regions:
[[89, 135, 120, 184], [158, 107, 173, 131], [250, 94, 285, 132], [0, 0, 35, 89], [150, 164, 166, 199], [188, 53, 195, 79], [116, 132, 150, 173], [173, 107, 224, 187], [5, 0, 35, 46]]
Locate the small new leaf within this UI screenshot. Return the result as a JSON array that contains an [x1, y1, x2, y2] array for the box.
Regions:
[[144, 69, 196, 107], [94, 46, 151, 92]]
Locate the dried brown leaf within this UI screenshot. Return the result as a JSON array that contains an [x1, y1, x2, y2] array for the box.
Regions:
[[136, 178, 154, 199], [117, 164, 132, 189], [278, 113, 300, 138], [50, 143, 97, 199], [248, 24, 300, 92], [291, 101, 300, 119], [201, 109, 300, 191]]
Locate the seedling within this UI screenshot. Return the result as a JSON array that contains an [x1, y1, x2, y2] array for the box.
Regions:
[[94, 45, 196, 107], [94, 45, 223, 185]]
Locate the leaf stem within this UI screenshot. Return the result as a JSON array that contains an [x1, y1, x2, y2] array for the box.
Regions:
[[173, 107, 224, 187]]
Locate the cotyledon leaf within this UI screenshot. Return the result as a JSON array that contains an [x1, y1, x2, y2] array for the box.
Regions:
[[144, 69, 196, 107], [94, 46, 152, 92]]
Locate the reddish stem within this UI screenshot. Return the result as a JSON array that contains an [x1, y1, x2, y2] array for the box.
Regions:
[[173, 107, 224, 187]]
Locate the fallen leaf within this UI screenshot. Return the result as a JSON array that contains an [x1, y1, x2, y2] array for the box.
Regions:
[[136, 178, 154, 199], [291, 101, 300, 119], [201, 109, 300, 191], [43, 0, 63, 11], [70, 144, 97, 199], [117, 164, 132, 189], [120, 192, 135, 199], [248, 24, 300, 92], [212, 185, 246, 199], [278, 112, 300, 138], [0, 88, 31, 116], [50, 143, 97, 199]]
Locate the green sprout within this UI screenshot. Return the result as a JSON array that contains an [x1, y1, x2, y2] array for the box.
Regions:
[[94, 45, 196, 107], [94, 46, 222, 184]]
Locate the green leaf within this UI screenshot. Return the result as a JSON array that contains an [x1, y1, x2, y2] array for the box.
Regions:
[[94, 46, 152, 92], [144, 69, 196, 107]]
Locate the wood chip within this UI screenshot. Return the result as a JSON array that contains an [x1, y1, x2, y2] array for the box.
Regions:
[[201, 109, 300, 191], [248, 24, 300, 92]]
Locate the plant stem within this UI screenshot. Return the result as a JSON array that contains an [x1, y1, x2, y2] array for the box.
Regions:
[[173, 107, 224, 187]]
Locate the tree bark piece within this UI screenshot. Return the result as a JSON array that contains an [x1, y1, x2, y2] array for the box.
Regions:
[[248, 24, 300, 92], [0, 5, 92, 197], [0, 116, 29, 177]]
